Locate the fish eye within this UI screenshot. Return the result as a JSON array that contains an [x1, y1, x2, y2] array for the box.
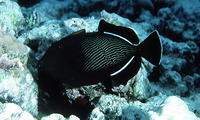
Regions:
[[55, 44, 63, 50], [58, 45, 62, 49]]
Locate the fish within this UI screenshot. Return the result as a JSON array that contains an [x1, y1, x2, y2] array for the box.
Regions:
[[38, 20, 162, 88]]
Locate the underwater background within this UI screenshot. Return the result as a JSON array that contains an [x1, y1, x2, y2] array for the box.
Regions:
[[0, 0, 200, 119]]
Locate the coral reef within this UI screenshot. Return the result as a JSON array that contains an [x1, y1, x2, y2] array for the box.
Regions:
[[0, 31, 38, 116], [0, 0, 199, 119], [90, 94, 147, 120], [0, 0, 25, 36], [90, 95, 200, 120], [0, 103, 35, 120], [147, 96, 200, 120]]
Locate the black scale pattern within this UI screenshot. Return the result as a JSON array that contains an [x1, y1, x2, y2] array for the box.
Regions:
[[81, 34, 134, 71]]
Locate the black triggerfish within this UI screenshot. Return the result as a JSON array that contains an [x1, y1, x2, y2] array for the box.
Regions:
[[38, 20, 162, 87]]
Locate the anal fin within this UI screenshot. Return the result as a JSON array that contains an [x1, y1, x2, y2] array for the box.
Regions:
[[110, 56, 141, 85]]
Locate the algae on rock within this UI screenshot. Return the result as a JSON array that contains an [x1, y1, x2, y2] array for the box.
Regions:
[[0, 0, 25, 36], [0, 32, 38, 116]]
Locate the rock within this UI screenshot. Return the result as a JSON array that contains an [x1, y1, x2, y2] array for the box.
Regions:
[[161, 36, 199, 57], [18, 20, 72, 60], [161, 56, 187, 72], [0, 32, 27, 55], [183, 74, 200, 94], [90, 107, 105, 120], [174, 0, 200, 22], [157, 7, 172, 19], [183, 94, 200, 118], [0, 71, 38, 116], [64, 18, 99, 33], [68, 115, 80, 120], [136, 0, 154, 13], [90, 95, 146, 120], [150, 34, 199, 97], [131, 61, 152, 100], [90, 94, 169, 120], [0, 103, 35, 120], [137, 0, 200, 44], [159, 70, 182, 85], [0, 0, 25, 36], [20, 0, 83, 30], [0, 32, 38, 116], [147, 96, 200, 120], [41, 113, 66, 120], [41, 113, 80, 120]]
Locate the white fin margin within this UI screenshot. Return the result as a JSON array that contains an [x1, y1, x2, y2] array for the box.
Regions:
[[148, 30, 163, 65], [104, 32, 134, 45], [110, 56, 135, 76], [155, 30, 163, 65]]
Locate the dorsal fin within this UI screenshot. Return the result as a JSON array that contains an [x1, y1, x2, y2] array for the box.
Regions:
[[69, 29, 86, 36], [98, 20, 139, 44]]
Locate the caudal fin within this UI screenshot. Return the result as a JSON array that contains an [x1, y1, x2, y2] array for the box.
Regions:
[[139, 31, 162, 66]]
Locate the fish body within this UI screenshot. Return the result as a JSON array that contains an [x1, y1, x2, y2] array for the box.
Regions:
[[38, 20, 162, 87]]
